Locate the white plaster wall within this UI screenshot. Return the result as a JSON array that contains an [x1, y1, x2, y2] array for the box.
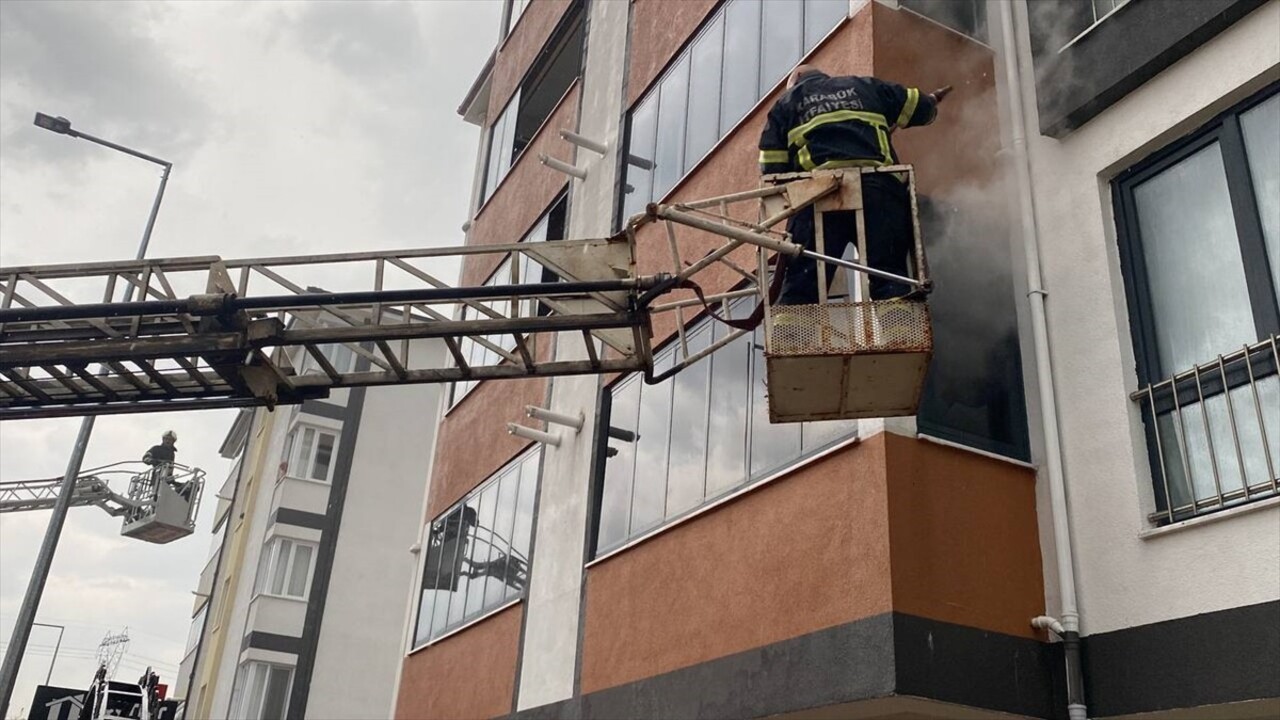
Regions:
[[306, 340, 444, 720], [208, 408, 295, 719], [1017, 0, 1280, 636], [516, 0, 630, 709], [246, 594, 308, 638]]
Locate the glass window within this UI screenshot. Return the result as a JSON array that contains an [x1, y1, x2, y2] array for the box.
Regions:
[[1133, 143, 1255, 373], [1116, 86, 1279, 523], [412, 447, 541, 647], [620, 0, 847, 219], [760, 0, 803, 96], [622, 95, 659, 222], [597, 376, 641, 550], [653, 55, 691, 198], [720, 0, 763, 136], [685, 15, 724, 169], [593, 299, 858, 557], [805, 0, 847, 48], [285, 426, 338, 483], [666, 327, 712, 517], [482, 97, 518, 206], [232, 662, 292, 720], [255, 538, 316, 599], [1240, 94, 1280, 292]]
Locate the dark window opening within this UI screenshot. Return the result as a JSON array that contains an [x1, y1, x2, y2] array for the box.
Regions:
[[901, 0, 989, 43]]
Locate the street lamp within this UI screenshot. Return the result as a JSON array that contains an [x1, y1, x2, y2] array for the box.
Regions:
[[0, 114, 174, 716]]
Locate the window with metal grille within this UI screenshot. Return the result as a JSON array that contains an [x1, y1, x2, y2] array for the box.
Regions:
[[1114, 84, 1279, 523], [412, 446, 540, 648], [590, 299, 858, 558]]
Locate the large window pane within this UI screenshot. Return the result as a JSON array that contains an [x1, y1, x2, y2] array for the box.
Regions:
[[1240, 94, 1280, 292], [666, 328, 712, 517], [244, 664, 267, 719], [805, 0, 847, 49], [311, 433, 334, 481], [466, 483, 500, 618], [269, 540, 291, 595], [597, 377, 641, 552], [685, 16, 725, 170], [1133, 142, 1256, 374], [760, 0, 803, 95], [446, 497, 480, 627], [507, 451, 539, 601], [653, 55, 691, 199], [485, 468, 520, 606], [622, 95, 658, 221], [414, 521, 446, 646], [631, 352, 674, 534], [721, 0, 762, 135], [430, 508, 462, 636], [705, 316, 750, 499], [262, 666, 292, 719], [288, 543, 312, 598], [750, 327, 801, 475]]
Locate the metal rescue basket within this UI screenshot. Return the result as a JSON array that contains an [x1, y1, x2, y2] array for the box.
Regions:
[[760, 167, 933, 422], [120, 464, 204, 543]]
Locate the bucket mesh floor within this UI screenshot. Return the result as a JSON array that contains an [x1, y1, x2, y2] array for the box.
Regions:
[[768, 300, 932, 356]]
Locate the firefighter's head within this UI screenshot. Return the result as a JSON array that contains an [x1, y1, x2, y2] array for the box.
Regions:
[[789, 64, 825, 88], [162, 430, 178, 445]]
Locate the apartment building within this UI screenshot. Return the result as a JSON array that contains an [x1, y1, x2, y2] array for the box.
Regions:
[[395, 1, 1278, 719], [175, 338, 444, 720]]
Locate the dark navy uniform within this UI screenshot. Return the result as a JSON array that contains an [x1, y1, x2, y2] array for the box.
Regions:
[[758, 72, 937, 302]]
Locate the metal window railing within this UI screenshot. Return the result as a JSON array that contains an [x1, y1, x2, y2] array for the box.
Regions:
[[1131, 335, 1279, 524]]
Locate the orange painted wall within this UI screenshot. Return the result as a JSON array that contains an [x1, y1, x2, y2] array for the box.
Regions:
[[395, 604, 523, 720], [579, 435, 893, 693], [884, 434, 1046, 640]]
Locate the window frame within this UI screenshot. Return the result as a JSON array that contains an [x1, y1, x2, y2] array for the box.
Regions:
[[230, 661, 294, 720], [618, 0, 849, 227], [1113, 82, 1280, 521], [253, 536, 318, 600], [409, 445, 543, 651], [589, 298, 858, 559], [281, 423, 339, 484]]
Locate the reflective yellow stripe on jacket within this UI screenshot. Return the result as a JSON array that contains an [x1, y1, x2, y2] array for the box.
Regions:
[[896, 88, 920, 129], [758, 149, 790, 165], [789, 109, 893, 170]]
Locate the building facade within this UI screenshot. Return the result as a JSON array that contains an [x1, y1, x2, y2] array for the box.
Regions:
[[395, 1, 1278, 719], [176, 339, 444, 720]]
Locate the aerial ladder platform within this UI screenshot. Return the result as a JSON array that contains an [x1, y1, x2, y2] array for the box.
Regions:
[[0, 462, 206, 543], [0, 167, 932, 424]]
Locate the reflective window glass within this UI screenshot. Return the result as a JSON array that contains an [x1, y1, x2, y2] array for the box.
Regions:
[[760, 0, 803, 96], [1240, 94, 1280, 292], [666, 327, 712, 517], [721, 0, 763, 136], [685, 15, 724, 169]]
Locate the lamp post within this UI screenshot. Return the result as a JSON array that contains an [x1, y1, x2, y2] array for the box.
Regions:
[[0, 114, 173, 715]]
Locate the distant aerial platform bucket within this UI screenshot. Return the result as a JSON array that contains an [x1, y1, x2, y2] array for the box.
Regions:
[[765, 299, 932, 423]]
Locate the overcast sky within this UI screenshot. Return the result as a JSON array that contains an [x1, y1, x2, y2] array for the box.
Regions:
[[0, 0, 499, 714]]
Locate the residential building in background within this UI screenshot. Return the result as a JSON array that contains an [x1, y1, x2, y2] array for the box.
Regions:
[[176, 337, 444, 720], [393, 1, 1278, 719]]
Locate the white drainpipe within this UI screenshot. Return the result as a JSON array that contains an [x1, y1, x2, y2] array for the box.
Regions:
[[997, 1, 1087, 718]]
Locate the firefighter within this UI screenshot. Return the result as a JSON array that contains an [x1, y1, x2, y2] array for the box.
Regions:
[[758, 64, 950, 305], [143, 430, 188, 499]]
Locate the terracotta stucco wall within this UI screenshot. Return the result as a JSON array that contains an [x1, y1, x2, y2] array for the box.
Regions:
[[490, 0, 575, 122], [626, 0, 720, 107], [884, 434, 1045, 639], [580, 435, 894, 693], [394, 604, 523, 720]]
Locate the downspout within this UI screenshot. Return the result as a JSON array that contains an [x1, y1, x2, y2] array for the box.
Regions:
[[996, 2, 1087, 719]]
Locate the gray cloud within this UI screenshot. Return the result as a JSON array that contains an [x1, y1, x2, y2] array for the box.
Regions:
[[0, 0, 215, 166]]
